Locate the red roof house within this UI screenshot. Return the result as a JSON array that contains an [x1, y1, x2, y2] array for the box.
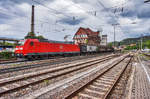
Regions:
[[73, 27, 101, 45]]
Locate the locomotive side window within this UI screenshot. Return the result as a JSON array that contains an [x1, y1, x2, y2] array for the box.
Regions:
[[30, 41, 34, 46]]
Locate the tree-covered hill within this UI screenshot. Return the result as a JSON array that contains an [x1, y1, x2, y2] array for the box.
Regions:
[[108, 35, 150, 49], [108, 35, 150, 46], [120, 36, 150, 45]]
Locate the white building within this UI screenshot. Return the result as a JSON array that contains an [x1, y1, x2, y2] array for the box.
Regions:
[[100, 35, 107, 46]]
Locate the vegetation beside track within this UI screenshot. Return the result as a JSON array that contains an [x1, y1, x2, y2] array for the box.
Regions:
[[142, 53, 150, 60], [0, 52, 15, 59]]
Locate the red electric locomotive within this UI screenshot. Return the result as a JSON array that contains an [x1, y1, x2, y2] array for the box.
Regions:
[[15, 39, 80, 59]]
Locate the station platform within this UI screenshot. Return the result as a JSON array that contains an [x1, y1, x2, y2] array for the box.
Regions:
[[130, 55, 150, 99]]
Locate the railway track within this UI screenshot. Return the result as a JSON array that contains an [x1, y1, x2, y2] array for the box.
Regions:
[[0, 54, 116, 97], [143, 53, 150, 57], [0, 53, 112, 65], [24, 54, 131, 99], [0, 58, 23, 64], [65, 56, 132, 99], [0, 57, 65, 65], [0, 56, 71, 65], [0, 56, 79, 65], [0, 54, 114, 74]]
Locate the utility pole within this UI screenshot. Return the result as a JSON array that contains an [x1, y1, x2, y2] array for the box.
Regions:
[[141, 38, 142, 50], [141, 34, 143, 50], [139, 40, 140, 50], [31, 5, 35, 33], [112, 24, 119, 49], [113, 25, 116, 47]]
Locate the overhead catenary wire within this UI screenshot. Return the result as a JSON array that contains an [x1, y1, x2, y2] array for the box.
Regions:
[[31, 0, 106, 30], [32, 0, 127, 32], [0, 0, 69, 32], [0, 7, 56, 28], [29, 0, 96, 33], [35, 0, 126, 32], [96, 0, 128, 42], [3, 0, 126, 30], [58, 0, 108, 27], [31, 0, 92, 27], [1, 0, 129, 35], [63, 0, 126, 17], [61, 0, 128, 32]]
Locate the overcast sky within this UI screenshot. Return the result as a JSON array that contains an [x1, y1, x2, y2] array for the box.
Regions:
[[0, 0, 150, 42]]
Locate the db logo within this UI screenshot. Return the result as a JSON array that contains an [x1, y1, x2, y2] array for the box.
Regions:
[[60, 45, 63, 49]]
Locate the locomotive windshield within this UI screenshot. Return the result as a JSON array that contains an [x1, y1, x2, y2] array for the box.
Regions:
[[18, 40, 25, 46]]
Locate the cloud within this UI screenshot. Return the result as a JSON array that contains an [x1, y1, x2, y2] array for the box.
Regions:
[[0, 0, 150, 42], [59, 17, 85, 25], [137, 6, 150, 18]]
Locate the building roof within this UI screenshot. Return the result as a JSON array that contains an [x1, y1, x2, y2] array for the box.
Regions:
[[74, 27, 99, 36]]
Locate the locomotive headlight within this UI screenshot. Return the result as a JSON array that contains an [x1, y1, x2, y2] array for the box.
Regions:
[[15, 48, 18, 50]]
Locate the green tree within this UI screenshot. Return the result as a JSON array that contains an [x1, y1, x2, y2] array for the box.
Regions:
[[146, 40, 150, 49], [24, 32, 46, 40], [25, 32, 36, 39], [108, 42, 113, 47], [125, 45, 137, 50], [36, 35, 45, 40], [125, 46, 130, 50], [0, 42, 14, 46]]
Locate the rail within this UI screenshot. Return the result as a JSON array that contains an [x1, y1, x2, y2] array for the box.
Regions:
[[0, 55, 116, 97]]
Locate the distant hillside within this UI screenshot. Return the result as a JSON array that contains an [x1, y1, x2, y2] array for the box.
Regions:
[[108, 35, 150, 46], [120, 36, 150, 45]]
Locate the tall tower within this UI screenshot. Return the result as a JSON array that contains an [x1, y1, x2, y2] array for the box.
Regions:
[[31, 5, 34, 33]]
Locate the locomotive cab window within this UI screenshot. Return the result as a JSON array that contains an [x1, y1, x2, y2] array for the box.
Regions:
[[30, 41, 34, 46], [18, 40, 25, 45]]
